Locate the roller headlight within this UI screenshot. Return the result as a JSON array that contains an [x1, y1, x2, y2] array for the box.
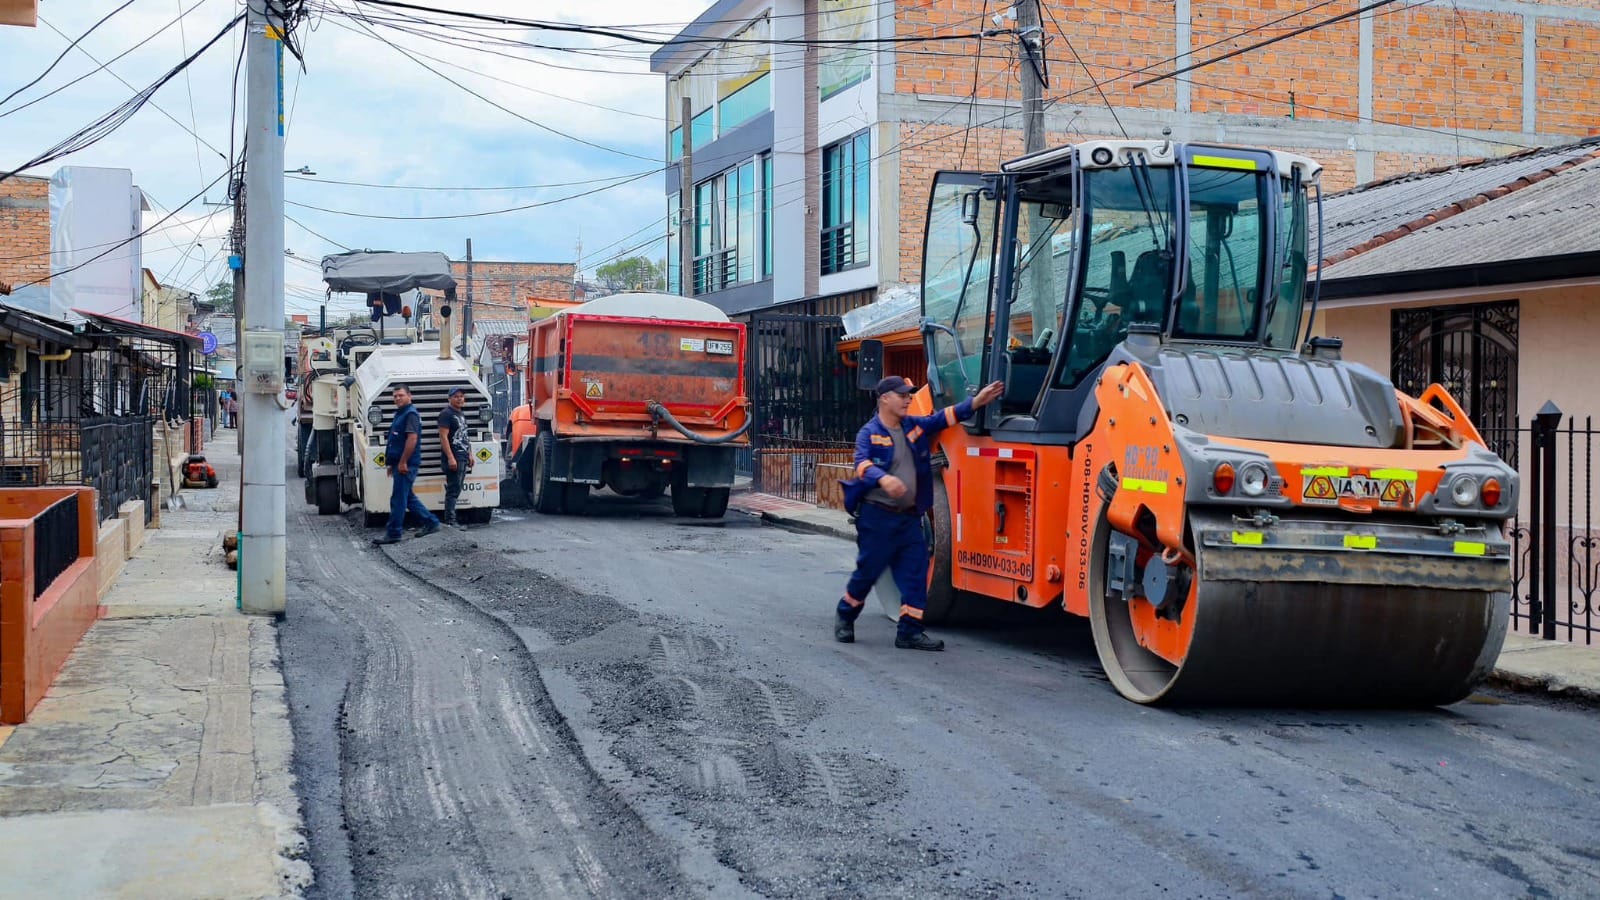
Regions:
[[478, 405, 492, 423], [1239, 461, 1270, 497], [1448, 473, 1480, 507], [366, 404, 382, 426]]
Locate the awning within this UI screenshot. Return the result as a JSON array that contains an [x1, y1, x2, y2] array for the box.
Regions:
[[321, 250, 457, 294], [73, 309, 203, 348], [0, 304, 85, 348]]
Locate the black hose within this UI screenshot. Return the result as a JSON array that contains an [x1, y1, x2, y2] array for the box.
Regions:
[[647, 401, 752, 445]]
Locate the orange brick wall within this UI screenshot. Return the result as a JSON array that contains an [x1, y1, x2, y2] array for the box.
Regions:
[[1190, 0, 1359, 120], [0, 176, 50, 293], [449, 260, 575, 318], [1372, 7, 1523, 132], [1537, 19, 1600, 134]]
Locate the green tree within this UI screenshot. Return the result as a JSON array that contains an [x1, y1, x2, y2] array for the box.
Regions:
[[594, 256, 663, 293], [205, 278, 235, 313]]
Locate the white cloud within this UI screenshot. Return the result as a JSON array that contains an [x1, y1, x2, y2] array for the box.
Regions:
[[1, 0, 712, 306]]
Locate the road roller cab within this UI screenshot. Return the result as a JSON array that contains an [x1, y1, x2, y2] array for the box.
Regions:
[[910, 139, 1517, 705]]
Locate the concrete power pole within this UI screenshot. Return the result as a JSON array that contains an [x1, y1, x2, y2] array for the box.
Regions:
[[239, 0, 287, 615], [462, 238, 472, 356], [678, 96, 693, 297], [1017, 1, 1058, 349]]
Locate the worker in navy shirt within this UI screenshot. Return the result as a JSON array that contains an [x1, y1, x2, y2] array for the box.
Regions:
[[836, 375, 1004, 650], [373, 383, 441, 545]]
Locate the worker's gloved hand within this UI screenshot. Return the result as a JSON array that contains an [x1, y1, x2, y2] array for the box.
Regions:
[[879, 475, 908, 499]]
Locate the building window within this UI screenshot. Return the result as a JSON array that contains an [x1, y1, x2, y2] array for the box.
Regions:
[[666, 191, 681, 294], [719, 72, 770, 133], [761, 154, 773, 280], [693, 158, 768, 294], [822, 130, 870, 275], [668, 127, 682, 162], [691, 107, 714, 150]]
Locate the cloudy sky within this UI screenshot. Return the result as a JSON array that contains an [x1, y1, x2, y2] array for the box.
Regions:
[[1, 0, 706, 319]]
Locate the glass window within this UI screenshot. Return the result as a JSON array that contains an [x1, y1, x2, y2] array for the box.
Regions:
[[822, 129, 870, 275], [761, 154, 773, 279], [668, 127, 682, 163], [921, 173, 996, 408], [1056, 165, 1176, 389], [691, 159, 765, 294], [1174, 167, 1270, 341], [719, 72, 770, 133], [666, 191, 681, 294], [690, 107, 714, 150], [1265, 176, 1310, 350]]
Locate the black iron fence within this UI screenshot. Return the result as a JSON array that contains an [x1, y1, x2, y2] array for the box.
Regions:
[[755, 438, 856, 505], [739, 291, 877, 497], [0, 379, 155, 524], [32, 493, 79, 599], [1497, 408, 1600, 645]]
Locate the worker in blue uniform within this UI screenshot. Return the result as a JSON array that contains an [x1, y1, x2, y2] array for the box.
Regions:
[[836, 375, 1005, 650]]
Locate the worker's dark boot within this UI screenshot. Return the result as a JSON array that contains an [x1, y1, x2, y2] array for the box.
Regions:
[[415, 521, 441, 538], [834, 615, 855, 643], [895, 632, 945, 651]]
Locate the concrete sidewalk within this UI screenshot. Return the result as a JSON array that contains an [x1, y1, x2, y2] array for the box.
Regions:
[[0, 429, 309, 899], [730, 489, 1600, 704]]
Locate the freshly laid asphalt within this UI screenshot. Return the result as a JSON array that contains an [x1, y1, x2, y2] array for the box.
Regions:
[[282, 486, 1600, 899]]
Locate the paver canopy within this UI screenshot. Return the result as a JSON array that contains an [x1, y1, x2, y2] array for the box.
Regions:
[[321, 251, 458, 294]]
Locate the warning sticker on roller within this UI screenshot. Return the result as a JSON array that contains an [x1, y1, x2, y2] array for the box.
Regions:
[[1300, 468, 1414, 508]]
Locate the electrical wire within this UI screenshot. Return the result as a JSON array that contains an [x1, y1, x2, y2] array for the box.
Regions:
[[284, 170, 655, 220], [1135, 0, 1400, 88], [2, 13, 244, 183], [0, 0, 142, 110]]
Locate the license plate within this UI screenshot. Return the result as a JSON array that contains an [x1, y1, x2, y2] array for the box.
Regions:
[[705, 339, 734, 355]]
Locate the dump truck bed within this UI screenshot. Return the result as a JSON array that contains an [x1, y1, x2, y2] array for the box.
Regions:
[[528, 312, 749, 443]]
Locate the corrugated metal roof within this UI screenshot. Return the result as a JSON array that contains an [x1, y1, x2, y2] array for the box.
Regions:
[[1320, 156, 1600, 279], [1318, 137, 1600, 264], [470, 319, 526, 337]]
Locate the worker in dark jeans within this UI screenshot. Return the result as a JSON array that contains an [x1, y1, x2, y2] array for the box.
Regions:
[[835, 375, 1005, 650], [373, 383, 441, 545], [437, 387, 473, 526]]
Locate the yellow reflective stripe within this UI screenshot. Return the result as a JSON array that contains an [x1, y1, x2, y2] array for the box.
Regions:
[[1192, 154, 1258, 171], [1121, 477, 1169, 495], [265, 25, 285, 41], [1371, 468, 1418, 482], [1231, 531, 1264, 545], [1454, 541, 1487, 556], [1344, 535, 1378, 550], [1302, 466, 1349, 477]]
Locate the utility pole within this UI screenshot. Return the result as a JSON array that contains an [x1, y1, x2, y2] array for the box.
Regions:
[[239, 0, 287, 615], [461, 238, 472, 356], [1017, 0, 1057, 360], [678, 96, 693, 297]]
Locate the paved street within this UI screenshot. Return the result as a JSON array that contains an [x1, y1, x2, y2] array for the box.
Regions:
[[282, 484, 1600, 899]]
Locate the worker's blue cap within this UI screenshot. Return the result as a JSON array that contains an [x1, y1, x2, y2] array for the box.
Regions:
[[875, 376, 915, 396], [448, 387, 466, 397]]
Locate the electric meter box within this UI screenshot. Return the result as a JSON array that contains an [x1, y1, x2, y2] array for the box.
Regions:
[[240, 329, 285, 394]]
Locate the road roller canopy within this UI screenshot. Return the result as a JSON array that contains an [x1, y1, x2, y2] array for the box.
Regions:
[[918, 141, 1322, 426]]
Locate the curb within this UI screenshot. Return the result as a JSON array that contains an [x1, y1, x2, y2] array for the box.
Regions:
[[754, 510, 855, 542], [1485, 669, 1600, 705]]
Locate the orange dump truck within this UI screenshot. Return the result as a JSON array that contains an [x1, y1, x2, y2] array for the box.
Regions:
[[506, 292, 750, 518]]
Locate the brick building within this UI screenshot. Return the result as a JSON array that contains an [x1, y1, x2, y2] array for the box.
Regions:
[[0, 175, 50, 296], [654, 0, 1600, 312], [448, 260, 576, 320]]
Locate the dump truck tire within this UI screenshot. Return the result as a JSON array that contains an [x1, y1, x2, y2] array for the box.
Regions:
[[296, 423, 312, 478], [671, 485, 703, 517], [531, 431, 563, 515], [701, 487, 730, 519], [562, 483, 589, 515]]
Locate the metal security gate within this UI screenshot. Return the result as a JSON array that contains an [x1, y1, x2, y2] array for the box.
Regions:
[[741, 293, 876, 500], [1392, 300, 1518, 464]]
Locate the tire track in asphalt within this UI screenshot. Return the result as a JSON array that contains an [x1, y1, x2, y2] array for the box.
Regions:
[[289, 502, 685, 899]]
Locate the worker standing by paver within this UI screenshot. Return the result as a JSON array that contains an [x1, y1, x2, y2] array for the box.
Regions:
[[373, 384, 440, 546], [835, 376, 1005, 650], [437, 387, 473, 527]]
